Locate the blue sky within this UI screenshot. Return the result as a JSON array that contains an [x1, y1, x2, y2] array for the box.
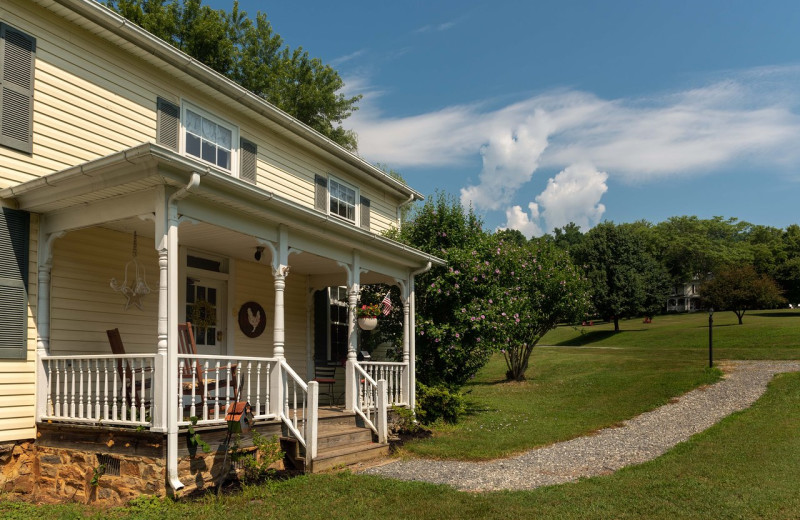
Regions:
[[210, 0, 800, 236]]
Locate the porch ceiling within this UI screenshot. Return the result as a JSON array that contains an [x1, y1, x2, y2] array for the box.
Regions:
[[101, 217, 400, 285], [1, 143, 444, 276]]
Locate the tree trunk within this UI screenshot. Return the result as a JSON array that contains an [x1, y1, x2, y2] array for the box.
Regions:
[[614, 316, 620, 332], [736, 310, 745, 324]]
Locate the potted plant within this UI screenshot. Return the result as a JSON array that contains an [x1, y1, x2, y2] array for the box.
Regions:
[[356, 303, 380, 330]]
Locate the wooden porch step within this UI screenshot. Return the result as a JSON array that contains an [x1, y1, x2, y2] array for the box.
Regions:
[[317, 424, 374, 451], [310, 441, 390, 473]]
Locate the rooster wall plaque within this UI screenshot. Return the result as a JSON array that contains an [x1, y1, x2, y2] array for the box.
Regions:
[[237, 301, 266, 338]]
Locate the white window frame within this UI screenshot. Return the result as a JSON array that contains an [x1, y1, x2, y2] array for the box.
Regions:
[[181, 101, 239, 174], [328, 176, 359, 224]]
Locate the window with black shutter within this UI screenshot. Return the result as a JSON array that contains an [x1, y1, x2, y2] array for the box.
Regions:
[[0, 23, 36, 154], [156, 97, 180, 151], [0, 208, 29, 360], [240, 137, 257, 184]]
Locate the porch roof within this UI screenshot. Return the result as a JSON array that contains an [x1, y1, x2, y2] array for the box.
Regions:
[[0, 142, 445, 271]]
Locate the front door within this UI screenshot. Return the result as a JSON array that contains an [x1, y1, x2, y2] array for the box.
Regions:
[[185, 277, 227, 356]]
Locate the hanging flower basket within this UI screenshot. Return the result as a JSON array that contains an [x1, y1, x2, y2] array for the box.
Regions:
[[358, 316, 378, 330]]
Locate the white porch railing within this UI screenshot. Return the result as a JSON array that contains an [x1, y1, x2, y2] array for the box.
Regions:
[[279, 360, 318, 459], [177, 354, 279, 425], [360, 361, 407, 406], [41, 354, 156, 427], [352, 362, 388, 443]]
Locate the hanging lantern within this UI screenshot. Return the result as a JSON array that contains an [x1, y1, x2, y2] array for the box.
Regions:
[[110, 231, 151, 310]]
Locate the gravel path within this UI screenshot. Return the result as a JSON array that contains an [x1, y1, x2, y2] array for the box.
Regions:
[[362, 360, 800, 491]]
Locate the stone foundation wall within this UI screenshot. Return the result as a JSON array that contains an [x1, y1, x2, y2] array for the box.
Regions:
[[0, 441, 166, 505], [0, 423, 287, 505]]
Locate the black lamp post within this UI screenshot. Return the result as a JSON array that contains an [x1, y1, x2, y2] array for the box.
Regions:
[[708, 307, 714, 368]]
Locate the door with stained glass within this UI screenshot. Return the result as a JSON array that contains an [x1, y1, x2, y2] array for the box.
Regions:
[[185, 277, 226, 356]]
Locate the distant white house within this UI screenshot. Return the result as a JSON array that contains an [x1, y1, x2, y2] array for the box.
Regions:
[[666, 280, 702, 312]]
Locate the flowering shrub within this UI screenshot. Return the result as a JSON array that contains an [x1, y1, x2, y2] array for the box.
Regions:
[[356, 303, 381, 318], [399, 192, 590, 384]]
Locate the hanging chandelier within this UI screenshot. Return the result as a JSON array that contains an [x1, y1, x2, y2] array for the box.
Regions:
[[110, 231, 151, 310]]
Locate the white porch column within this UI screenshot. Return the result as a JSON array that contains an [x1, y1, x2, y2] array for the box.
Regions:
[[272, 264, 290, 359], [152, 186, 169, 432], [342, 251, 360, 411], [400, 284, 410, 405], [34, 228, 62, 421]]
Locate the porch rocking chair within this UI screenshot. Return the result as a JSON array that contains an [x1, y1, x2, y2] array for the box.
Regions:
[[105, 328, 152, 408], [177, 322, 239, 416]]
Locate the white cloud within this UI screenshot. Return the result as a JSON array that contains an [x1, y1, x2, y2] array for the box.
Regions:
[[460, 115, 550, 210], [500, 164, 608, 237], [535, 163, 608, 233], [346, 66, 800, 224], [501, 203, 543, 238]]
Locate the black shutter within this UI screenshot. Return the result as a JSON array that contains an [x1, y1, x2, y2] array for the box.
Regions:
[[0, 208, 29, 360], [0, 24, 36, 154], [314, 174, 328, 212], [360, 196, 371, 231], [156, 97, 180, 151], [313, 289, 328, 362], [240, 137, 257, 184]]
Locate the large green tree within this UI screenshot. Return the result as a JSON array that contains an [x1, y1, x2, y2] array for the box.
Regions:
[[107, 0, 361, 150], [701, 265, 785, 324], [575, 222, 671, 332]]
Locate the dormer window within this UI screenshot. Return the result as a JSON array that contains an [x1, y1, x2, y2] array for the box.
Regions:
[[184, 106, 233, 170]]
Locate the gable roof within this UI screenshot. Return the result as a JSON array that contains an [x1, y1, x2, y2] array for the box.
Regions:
[[32, 0, 421, 201]]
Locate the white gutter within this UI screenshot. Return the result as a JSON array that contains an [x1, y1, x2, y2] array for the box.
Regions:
[[165, 172, 201, 492], [397, 193, 416, 230], [408, 261, 432, 410]]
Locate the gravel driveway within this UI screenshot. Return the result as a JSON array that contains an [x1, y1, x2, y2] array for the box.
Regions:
[[361, 360, 800, 491]]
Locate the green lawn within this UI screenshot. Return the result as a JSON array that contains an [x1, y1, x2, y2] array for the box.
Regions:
[[402, 309, 799, 460], [4, 372, 799, 519], [3, 310, 799, 518]]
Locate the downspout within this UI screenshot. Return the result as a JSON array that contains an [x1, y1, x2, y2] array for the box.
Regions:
[[408, 261, 432, 411], [397, 193, 416, 230], [166, 172, 201, 492]]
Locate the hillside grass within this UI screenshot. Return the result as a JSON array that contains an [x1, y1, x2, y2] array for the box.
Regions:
[[401, 309, 799, 460]]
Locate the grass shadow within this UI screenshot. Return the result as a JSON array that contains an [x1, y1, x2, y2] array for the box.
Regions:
[[554, 329, 646, 346], [758, 312, 800, 318]]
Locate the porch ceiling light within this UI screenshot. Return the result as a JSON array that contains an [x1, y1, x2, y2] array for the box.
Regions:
[[254, 246, 265, 262]]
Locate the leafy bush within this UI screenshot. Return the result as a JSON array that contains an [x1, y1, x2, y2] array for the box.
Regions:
[[415, 382, 465, 425]]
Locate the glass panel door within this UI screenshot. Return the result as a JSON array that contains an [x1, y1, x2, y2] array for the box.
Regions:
[[185, 277, 226, 356]]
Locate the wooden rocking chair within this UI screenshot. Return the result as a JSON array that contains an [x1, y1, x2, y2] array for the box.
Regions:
[[106, 328, 152, 408], [177, 322, 238, 416]]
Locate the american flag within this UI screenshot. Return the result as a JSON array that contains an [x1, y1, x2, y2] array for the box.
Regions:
[[381, 291, 393, 315]]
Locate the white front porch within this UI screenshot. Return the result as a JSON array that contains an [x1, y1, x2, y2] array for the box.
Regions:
[[1, 144, 441, 489]]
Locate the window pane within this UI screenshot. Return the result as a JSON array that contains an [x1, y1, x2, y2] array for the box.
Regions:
[[186, 110, 201, 135], [217, 148, 230, 169], [218, 126, 231, 149], [202, 117, 216, 142], [208, 288, 217, 306], [202, 141, 216, 163], [186, 133, 201, 158]]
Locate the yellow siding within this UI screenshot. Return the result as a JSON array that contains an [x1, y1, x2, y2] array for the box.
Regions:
[[50, 228, 159, 355], [2, 0, 405, 232], [232, 259, 308, 377]]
